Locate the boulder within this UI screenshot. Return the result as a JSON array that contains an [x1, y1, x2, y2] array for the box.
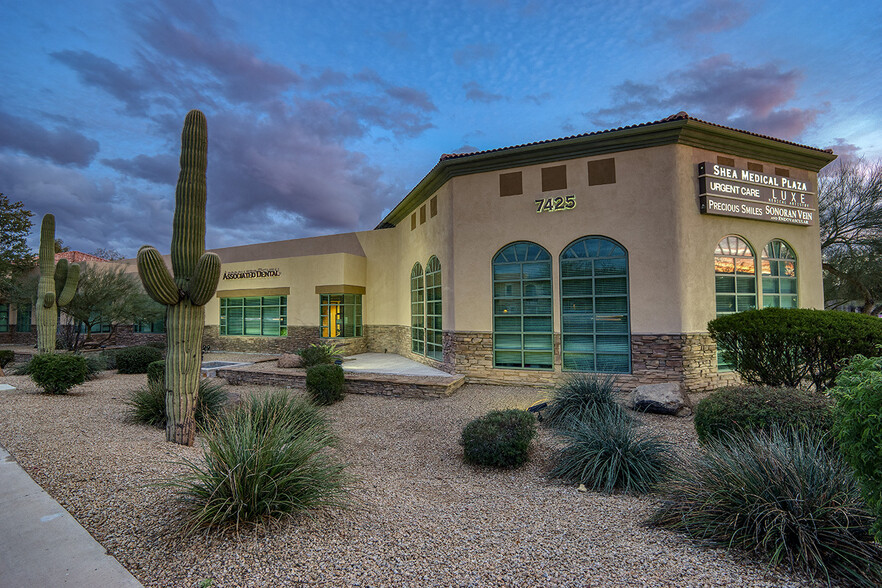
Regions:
[[631, 382, 693, 417], [277, 353, 303, 368]]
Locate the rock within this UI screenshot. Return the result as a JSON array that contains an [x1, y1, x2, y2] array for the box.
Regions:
[[577, 484, 587, 493], [277, 353, 302, 368], [631, 382, 693, 417]]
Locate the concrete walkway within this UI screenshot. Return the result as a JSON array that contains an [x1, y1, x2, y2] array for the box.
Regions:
[[0, 444, 143, 587], [341, 352, 452, 377]]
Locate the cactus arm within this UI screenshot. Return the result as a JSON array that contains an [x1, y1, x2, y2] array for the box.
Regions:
[[54, 259, 68, 294], [188, 252, 221, 306], [138, 246, 182, 305], [56, 263, 80, 306], [171, 110, 208, 283], [42, 291, 55, 308]]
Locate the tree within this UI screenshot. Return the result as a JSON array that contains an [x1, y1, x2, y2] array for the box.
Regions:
[[90, 247, 125, 261], [0, 194, 35, 299], [62, 263, 164, 350], [819, 159, 882, 314], [54, 238, 70, 253]]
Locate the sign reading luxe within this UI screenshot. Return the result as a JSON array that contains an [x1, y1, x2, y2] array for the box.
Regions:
[[222, 267, 281, 280], [697, 162, 816, 226]]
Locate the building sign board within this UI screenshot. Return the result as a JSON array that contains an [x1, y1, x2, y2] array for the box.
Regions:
[[222, 267, 281, 280], [697, 162, 815, 226]]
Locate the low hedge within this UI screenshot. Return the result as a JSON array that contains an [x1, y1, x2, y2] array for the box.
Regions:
[[461, 409, 537, 468], [693, 385, 833, 443], [147, 360, 165, 386], [29, 353, 89, 394], [708, 308, 882, 390], [306, 364, 345, 405], [116, 346, 164, 374]]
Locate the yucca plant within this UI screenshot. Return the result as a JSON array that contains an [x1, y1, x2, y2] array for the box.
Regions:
[[298, 342, 343, 369], [543, 374, 624, 429], [652, 427, 882, 587], [550, 404, 671, 494], [125, 378, 228, 428], [169, 390, 349, 533]]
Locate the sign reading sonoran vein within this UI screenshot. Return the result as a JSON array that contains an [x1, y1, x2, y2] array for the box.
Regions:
[[697, 162, 816, 226]]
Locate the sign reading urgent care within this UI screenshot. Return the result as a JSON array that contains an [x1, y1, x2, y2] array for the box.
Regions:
[[698, 162, 816, 226]]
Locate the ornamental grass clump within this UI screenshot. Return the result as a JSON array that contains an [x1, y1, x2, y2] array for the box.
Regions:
[[125, 378, 228, 428], [543, 374, 623, 429], [170, 390, 349, 533], [651, 427, 882, 587], [550, 404, 671, 494], [460, 409, 537, 468]]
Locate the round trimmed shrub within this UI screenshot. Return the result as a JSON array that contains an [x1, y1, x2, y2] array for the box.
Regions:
[[708, 308, 882, 390], [29, 353, 89, 394], [115, 345, 164, 374], [652, 427, 882, 586], [461, 409, 537, 468], [0, 350, 14, 369], [306, 364, 345, 405], [694, 385, 832, 444], [147, 360, 165, 386], [550, 404, 671, 494]]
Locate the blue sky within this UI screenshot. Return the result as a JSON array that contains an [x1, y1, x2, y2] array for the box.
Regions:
[[2, 0, 880, 256]]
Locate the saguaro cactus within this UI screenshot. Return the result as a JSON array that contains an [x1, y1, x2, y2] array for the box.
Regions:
[[35, 214, 80, 353], [138, 110, 221, 446]]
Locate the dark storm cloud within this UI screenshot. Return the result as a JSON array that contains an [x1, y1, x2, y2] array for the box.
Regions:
[[0, 110, 99, 167], [588, 55, 819, 140], [464, 81, 504, 103], [51, 50, 153, 114], [102, 154, 178, 185]]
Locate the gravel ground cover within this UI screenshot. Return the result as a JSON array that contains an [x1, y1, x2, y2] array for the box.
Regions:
[[0, 368, 827, 588]]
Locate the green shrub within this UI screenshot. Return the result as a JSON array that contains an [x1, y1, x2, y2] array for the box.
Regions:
[[652, 428, 882, 587], [0, 350, 14, 369], [115, 345, 164, 374], [29, 353, 89, 394], [305, 364, 345, 405], [693, 385, 833, 444], [147, 360, 165, 386], [81, 354, 105, 380], [11, 358, 32, 375], [169, 390, 349, 533], [145, 340, 167, 351], [832, 355, 882, 542], [100, 348, 120, 370], [460, 409, 537, 468], [708, 308, 882, 390], [125, 378, 228, 428], [550, 405, 671, 494], [543, 374, 622, 429], [298, 342, 342, 369]]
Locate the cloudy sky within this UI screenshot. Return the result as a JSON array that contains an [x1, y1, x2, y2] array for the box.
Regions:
[[2, 0, 880, 257]]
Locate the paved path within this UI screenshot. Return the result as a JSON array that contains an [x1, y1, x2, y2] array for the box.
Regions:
[[341, 352, 452, 376], [0, 443, 143, 587]]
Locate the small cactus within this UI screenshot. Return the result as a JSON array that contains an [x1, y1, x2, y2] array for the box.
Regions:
[[35, 214, 79, 353], [138, 110, 220, 446]]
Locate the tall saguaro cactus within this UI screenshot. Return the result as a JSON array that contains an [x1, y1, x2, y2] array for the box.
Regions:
[[35, 214, 80, 353], [138, 110, 221, 446]]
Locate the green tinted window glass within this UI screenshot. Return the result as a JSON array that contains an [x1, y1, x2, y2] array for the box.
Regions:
[[715, 236, 757, 368], [761, 240, 797, 310], [220, 295, 286, 337], [493, 242, 553, 369], [560, 236, 630, 374], [15, 303, 31, 332]]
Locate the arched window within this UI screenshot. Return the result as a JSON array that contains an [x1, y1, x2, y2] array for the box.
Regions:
[[762, 240, 797, 308], [425, 256, 442, 360], [410, 263, 424, 354], [560, 237, 630, 373], [492, 242, 553, 369], [714, 236, 757, 316]]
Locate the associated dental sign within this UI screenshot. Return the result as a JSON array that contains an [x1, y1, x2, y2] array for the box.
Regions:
[[222, 267, 281, 280], [698, 162, 816, 226]]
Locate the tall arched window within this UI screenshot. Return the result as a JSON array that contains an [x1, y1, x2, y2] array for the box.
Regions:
[[425, 256, 442, 360], [714, 236, 757, 316], [492, 242, 553, 369], [560, 237, 630, 373], [762, 240, 797, 308], [410, 263, 424, 354]]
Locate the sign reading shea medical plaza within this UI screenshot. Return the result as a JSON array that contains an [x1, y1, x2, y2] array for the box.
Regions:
[[698, 162, 816, 226]]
